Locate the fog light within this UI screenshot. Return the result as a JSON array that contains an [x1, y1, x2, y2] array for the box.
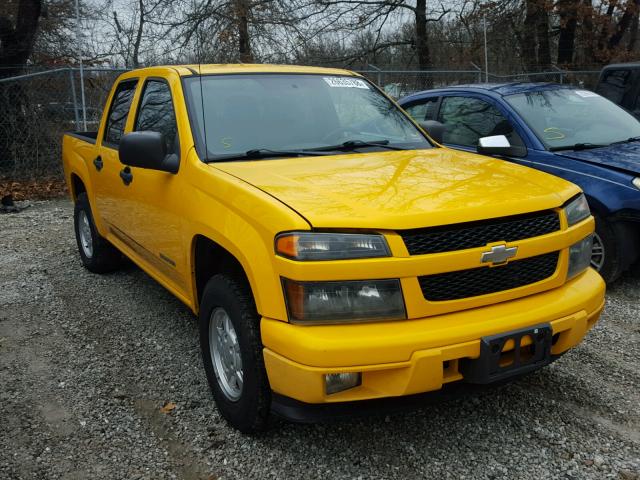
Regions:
[[325, 372, 361, 395]]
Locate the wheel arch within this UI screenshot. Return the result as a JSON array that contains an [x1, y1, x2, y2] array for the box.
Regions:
[[583, 192, 610, 219], [70, 172, 87, 201], [191, 234, 260, 315]]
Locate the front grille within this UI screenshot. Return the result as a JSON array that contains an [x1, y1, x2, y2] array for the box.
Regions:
[[399, 211, 560, 255], [419, 251, 559, 301]]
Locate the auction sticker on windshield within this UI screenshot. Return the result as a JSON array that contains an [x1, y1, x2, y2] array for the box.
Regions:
[[575, 90, 600, 98], [323, 77, 369, 89]]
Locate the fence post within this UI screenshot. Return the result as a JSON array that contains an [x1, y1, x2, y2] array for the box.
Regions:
[[471, 62, 482, 83], [552, 65, 564, 84], [368, 64, 382, 88], [68, 68, 80, 130]]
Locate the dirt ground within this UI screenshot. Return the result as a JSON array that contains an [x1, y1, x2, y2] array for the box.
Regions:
[[1, 199, 639, 480]]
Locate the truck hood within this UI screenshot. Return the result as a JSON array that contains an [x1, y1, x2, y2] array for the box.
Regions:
[[555, 142, 640, 175], [213, 149, 579, 230]]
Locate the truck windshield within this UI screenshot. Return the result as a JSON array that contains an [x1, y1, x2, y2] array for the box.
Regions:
[[505, 88, 640, 151], [183, 74, 431, 160]]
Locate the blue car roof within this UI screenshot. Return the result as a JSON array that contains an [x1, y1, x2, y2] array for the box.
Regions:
[[601, 62, 640, 70], [401, 82, 574, 101]]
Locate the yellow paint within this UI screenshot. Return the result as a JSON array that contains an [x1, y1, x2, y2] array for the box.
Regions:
[[262, 269, 605, 403], [62, 64, 605, 405], [214, 149, 580, 230]]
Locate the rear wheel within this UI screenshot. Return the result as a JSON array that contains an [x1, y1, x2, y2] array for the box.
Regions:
[[199, 274, 271, 433], [74, 193, 121, 273]]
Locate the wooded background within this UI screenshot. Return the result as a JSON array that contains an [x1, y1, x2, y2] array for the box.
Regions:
[[1, 0, 639, 182], [2, 0, 640, 79]]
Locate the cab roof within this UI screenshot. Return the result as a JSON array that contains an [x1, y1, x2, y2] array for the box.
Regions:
[[138, 63, 358, 77]]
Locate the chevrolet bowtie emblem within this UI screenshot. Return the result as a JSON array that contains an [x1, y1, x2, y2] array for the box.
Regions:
[[481, 244, 518, 265]]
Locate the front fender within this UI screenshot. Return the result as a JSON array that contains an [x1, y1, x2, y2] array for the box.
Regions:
[[183, 157, 310, 320], [516, 151, 640, 217]]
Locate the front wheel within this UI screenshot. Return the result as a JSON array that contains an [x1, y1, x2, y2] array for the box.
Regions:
[[592, 215, 622, 283], [199, 274, 271, 433]]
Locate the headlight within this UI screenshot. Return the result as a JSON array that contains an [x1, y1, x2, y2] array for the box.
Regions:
[[563, 193, 591, 226], [633, 177, 640, 190], [275, 232, 390, 260], [567, 235, 593, 280], [282, 278, 406, 323]]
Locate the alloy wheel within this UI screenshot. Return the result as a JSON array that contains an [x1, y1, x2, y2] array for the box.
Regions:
[[209, 307, 243, 401]]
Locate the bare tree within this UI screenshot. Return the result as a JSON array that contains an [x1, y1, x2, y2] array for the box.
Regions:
[[309, 0, 451, 70], [0, 0, 42, 177], [106, 0, 170, 67], [0, 0, 42, 78], [557, 0, 579, 64]]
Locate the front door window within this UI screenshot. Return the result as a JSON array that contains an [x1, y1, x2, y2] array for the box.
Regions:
[[438, 96, 524, 149]]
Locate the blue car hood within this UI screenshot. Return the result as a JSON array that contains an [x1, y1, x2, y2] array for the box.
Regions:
[[556, 142, 640, 175]]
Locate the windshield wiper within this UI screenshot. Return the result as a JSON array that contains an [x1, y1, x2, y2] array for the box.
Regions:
[[205, 140, 407, 162], [549, 143, 608, 152], [308, 139, 407, 152], [206, 148, 330, 162], [610, 136, 640, 146]]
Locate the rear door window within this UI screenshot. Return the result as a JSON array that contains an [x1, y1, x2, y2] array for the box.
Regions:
[[438, 96, 524, 149], [135, 80, 179, 155], [103, 80, 137, 146]]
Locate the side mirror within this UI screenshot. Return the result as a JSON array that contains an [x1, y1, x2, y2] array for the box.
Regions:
[[419, 120, 446, 144], [477, 135, 527, 157], [119, 131, 179, 174]]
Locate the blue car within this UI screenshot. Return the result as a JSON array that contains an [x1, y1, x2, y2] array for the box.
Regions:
[[399, 83, 640, 282]]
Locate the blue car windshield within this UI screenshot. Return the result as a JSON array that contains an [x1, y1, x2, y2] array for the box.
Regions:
[[505, 89, 640, 150], [183, 74, 430, 160]]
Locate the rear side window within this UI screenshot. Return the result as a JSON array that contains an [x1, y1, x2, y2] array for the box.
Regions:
[[103, 80, 137, 146], [438, 96, 524, 148], [404, 97, 439, 122], [597, 69, 631, 105], [135, 80, 179, 154]]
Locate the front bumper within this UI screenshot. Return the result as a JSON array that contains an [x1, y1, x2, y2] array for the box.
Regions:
[[261, 268, 605, 405]]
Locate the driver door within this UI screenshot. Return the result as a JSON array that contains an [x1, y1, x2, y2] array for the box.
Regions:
[[114, 75, 189, 296], [437, 96, 526, 154]]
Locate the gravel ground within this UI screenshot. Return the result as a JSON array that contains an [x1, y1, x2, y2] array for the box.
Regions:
[[1, 199, 639, 480]]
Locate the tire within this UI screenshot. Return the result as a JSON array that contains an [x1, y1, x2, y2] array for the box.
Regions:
[[74, 193, 122, 273], [199, 274, 271, 433], [592, 214, 623, 283]]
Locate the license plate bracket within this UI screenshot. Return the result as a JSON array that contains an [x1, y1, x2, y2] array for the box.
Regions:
[[460, 324, 553, 384]]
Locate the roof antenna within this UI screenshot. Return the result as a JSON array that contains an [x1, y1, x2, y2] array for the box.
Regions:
[[194, 0, 208, 161]]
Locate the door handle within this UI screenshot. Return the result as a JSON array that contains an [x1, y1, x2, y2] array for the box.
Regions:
[[93, 156, 103, 171], [119, 167, 133, 186]]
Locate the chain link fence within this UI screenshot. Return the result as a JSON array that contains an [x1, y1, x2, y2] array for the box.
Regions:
[[0, 66, 601, 180], [0, 68, 127, 179]]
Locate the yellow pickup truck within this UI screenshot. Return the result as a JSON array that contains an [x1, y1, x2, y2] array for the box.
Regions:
[[62, 64, 604, 432]]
